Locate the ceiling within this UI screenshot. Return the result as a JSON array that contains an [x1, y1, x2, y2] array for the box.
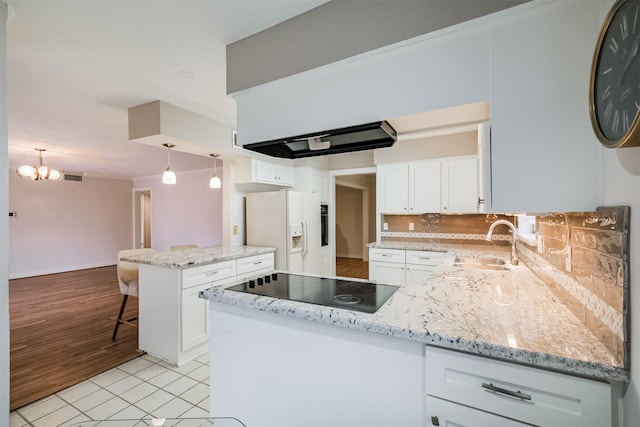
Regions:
[[5, 0, 329, 179], [5, 0, 523, 181]]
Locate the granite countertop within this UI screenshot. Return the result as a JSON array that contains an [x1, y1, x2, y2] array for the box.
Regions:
[[201, 242, 627, 382], [120, 245, 276, 268]]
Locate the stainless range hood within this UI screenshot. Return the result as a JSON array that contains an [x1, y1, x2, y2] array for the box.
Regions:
[[242, 121, 397, 159]]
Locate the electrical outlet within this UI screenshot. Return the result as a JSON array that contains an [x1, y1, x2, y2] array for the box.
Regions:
[[383, 222, 388, 231], [409, 222, 414, 231], [537, 235, 543, 253], [565, 246, 572, 272], [233, 225, 238, 235]]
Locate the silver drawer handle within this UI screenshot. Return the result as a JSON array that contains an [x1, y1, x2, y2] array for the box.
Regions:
[[482, 382, 532, 401], [205, 271, 220, 276], [253, 261, 263, 265], [381, 254, 393, 257], [417, 257, 432, 260]]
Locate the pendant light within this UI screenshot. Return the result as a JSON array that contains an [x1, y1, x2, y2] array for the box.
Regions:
[[162, 143, 176, 185], [16, 148, 63, 181], [209, 153, 221, 189]]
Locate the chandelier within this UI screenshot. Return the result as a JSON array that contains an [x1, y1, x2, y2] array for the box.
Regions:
[[16, 148, 63, 181]]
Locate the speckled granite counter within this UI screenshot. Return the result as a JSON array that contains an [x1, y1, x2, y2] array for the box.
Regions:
[[201, 243, 627, 382], [121, 245, 275, 268]]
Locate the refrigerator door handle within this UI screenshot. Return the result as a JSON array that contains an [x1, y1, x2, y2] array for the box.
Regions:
[[301, 220, 308, 256]]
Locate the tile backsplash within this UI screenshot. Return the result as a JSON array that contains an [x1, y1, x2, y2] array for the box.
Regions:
[[380, 213, 516, 245], [518, 207, 629, 367], [380, 207, 630, 367]]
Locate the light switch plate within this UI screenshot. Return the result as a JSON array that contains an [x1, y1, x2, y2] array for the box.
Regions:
[[383, 222, 388, 231], [409, 222, 414, 231]]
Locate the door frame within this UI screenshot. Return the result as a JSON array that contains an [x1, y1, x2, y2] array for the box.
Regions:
[[132, 187, 152, 249], [329, 167, 376, 277]]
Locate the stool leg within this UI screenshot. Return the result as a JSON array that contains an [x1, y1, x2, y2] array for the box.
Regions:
[[112, 294, 128, 341]]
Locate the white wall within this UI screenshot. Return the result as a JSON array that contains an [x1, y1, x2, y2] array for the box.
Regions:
[[133, 168, 223, 252], [234, 21, 491, 145], [1, 1, 9, 421], [601, 146, 640, 422], [8, 175, 132, 279]]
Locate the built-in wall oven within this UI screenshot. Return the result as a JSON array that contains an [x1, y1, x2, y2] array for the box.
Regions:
[[320, 204, 328, 246]]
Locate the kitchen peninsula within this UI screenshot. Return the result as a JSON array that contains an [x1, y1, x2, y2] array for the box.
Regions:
[[202, 244, 625, 427], [121, 245, 275, 366]]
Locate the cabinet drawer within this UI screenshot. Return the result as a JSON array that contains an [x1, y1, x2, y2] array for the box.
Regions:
[[425, 346, 611, 427], [426, 395, 528, 427], [236, 253, 275, 275], [369, 248, 405, 264], [182, 260, 236, 289], [406, 250, 446, 266]]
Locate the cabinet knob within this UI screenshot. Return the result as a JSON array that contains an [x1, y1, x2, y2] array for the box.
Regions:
[[431, 416, 440, 426]]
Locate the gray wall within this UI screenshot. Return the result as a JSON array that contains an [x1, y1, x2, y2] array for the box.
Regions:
[[227, 0, 530, 93]]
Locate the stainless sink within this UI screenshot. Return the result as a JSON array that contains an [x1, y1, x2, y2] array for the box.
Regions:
[[453, 256, 510, 271]]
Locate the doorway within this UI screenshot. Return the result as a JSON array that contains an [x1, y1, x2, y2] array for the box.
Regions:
[[332, 170, 376, 280], [133, 189, 151, 249]]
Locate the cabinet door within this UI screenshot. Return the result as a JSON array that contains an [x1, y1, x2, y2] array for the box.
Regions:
[[311, 171, 328, 203], [379, 164, 409, 213], [405, 264, 435, 286], [426, 396, 527, 427], [254, 160, 278, 183], [369, 261, 405, 285], [181, 282, 211, 352], [441, 157, 479, 213], [409, 161, 440, 213], [276, 164, 295, 186]]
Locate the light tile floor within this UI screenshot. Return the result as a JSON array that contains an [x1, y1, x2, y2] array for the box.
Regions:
[[9, 352, 210, 427]]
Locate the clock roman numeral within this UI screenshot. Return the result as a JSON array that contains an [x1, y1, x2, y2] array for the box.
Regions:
[[624, 110, 631, 132], [621, 14, 629, 39], [612, 109, 621, 133], [601, 84, 612, 101], [610, 37, 620, 54]]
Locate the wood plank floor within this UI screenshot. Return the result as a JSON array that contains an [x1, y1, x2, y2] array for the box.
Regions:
[[336, 257, 368, 280], [9, 266, 142, 410]]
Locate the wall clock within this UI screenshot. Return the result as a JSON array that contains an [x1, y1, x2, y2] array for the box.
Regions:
[[590, 0, 640, 148]]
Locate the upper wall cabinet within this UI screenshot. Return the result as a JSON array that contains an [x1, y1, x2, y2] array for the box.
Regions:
[[294, 166, 329, 203], [379, 157, 481, 214], [489, 1, 603, 212], [235, 158, 294, 192]]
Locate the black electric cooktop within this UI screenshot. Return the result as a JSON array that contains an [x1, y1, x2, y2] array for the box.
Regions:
[[226, 272, 399, 314]]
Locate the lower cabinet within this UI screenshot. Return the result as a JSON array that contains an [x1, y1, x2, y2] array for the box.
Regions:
[[369, 247, 445, 286], [427, 396, 528, 426], [425, 346, 613, 427], [139, 252, 274, 366]]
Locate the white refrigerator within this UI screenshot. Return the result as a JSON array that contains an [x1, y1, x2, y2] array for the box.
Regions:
[[246, 190, 322, 275]]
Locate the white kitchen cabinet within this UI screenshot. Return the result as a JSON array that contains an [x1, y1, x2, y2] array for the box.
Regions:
[[378, 157, 479, 214], [235, 158, 294, 190], [294, 166, 329, 203], [426, 396, 527, 427], [139, 252, 275, 366], [441, 157, 480, 213], [369, 247, 444, 286], [236, 252, 275, 281], [369, 247, 406, 286], [425, 346, 612, 427], [405, 250, 446, 286], [379, 161, 440, 213], [254, 159, 294, 186]]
